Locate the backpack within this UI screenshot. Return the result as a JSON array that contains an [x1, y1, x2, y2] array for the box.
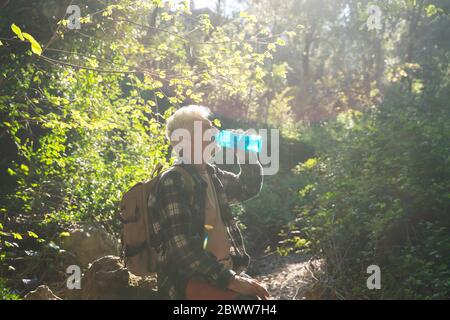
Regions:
[[119, 163, 194, 277]]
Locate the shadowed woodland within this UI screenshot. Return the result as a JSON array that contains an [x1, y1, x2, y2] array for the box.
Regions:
[[0, 0, 449, 300]]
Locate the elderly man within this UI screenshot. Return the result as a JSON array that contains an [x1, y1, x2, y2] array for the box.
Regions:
[[151, 105, 270, 300]]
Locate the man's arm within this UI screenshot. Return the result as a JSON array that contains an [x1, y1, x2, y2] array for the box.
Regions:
[[158, 171, 236, 289], [215, 153, 263, 205]]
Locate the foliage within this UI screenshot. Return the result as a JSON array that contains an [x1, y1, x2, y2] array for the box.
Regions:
[[0, 278, 21, 300], [0, 0, 288, 294], [0, 0, 449, 300], [293, 84, 450, 298], [236, 170, 308, 253]]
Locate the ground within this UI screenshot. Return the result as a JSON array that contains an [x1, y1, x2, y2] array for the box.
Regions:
[[248, 252, 321, 300]]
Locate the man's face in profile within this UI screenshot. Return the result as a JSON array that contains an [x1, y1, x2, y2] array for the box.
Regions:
[[170, 116, 220, 164], [192, 116, 220, 163]]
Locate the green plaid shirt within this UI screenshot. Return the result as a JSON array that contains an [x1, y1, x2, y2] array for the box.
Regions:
[[148, 161, 263, 299]]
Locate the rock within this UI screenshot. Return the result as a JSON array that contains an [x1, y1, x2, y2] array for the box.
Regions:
[[25, 285, 62, 300], [80, 255, 158, 300], [58, 224, 119, 268]]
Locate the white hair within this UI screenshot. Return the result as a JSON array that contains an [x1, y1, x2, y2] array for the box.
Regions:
[[165, 105, 211, 141]]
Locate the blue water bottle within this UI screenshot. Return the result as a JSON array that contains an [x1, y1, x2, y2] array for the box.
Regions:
[[215, 130, 262, 153]]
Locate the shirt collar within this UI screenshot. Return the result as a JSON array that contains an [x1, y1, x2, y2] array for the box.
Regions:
[[174, 162, 209, 189]]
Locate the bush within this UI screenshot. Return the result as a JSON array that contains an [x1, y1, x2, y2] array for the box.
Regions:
[[293, 86, 450, 299], [0, 278, 20, 300], [236, 170, 308, 253]]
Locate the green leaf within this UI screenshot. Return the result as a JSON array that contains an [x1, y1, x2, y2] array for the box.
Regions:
[[20, 164, 29, 175], [59, 231, 70, 237], [11, 23, 24, 41], [27, 231, 39, 238], [12, 232, 23, 240], [276, 38, 286, 46], [22, 32, 43, 55], [31, 40, 43, 55], [425, 4, 437, 17], [267, 43, 276, 51], [425, 4, 443, 17]]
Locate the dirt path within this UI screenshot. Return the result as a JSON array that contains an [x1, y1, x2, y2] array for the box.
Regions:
[[247, 252, 320, 300]]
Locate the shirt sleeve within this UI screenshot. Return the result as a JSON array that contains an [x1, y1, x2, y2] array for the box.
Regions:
[[157, 171, 236, 289], [215, 159, 263, 205]]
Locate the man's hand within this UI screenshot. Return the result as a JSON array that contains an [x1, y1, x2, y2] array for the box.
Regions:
[[227, 274, 271, 300]]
